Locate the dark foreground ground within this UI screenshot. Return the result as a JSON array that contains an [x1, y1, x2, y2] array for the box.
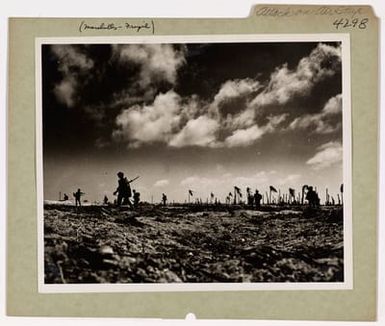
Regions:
[[44, 204, 344, 283]]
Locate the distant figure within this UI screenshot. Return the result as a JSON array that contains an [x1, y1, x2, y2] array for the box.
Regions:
[[306, 186, 320, 207], [103, 195, 109, 205], [73, 188, 84, 207], [246, 187, 254, 206], [162, 193, 167, 206], [253, 189, 262, 209], [63, 193, 69, 201], [133, 189, 140, 208], [113, 171, 133, 208]]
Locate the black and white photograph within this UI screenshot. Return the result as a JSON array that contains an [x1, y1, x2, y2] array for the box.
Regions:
[[37, 35, 351, 290]]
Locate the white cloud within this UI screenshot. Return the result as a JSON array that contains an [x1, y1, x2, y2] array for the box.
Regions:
[[322, 94, 342, 115], [51, 45, 94, 107], [112, 91, 221, 149], [289, 94, 342, 134], [306, 141, 343, 170], [224, 114, 288, 147], [231, 43, 341, 128], [251, 43, 341, 107], [212, 79, 260, 108], [224, 125, 265, 147], [113, 44, 186, 88], [54, 78, 76, 107], [51, 45, 94, 72], [109, 43, 341, 149], [112, 91, 182, 147], [154, 179, 170, 187], [169, 115, 220, 148]]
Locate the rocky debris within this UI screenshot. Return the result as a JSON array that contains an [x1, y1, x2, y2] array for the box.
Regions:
[[44, 204, 344, 283]]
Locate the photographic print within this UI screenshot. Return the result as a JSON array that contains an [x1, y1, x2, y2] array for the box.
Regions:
[[37, 35, 352, 291]]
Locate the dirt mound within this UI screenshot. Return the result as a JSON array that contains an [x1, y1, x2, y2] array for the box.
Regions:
[[44, 204, 344, 283]]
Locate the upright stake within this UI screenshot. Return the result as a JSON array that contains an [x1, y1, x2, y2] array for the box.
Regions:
[[269, 189, 271, 205]]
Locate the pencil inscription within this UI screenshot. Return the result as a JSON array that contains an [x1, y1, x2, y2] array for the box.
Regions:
[[255, 6, 365, 19], [78, 20, 154, 34]]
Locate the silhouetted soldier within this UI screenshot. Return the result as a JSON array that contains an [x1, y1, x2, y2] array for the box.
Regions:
[[103, 195, 109, 205], [73, 188, 84, 207], [63, 193, 69, 201], [306, 186, 319, 207], [247, 187, 254, 206], [254, 189, 262, 209], [162, 193, 167, 206], [133, 189, 140, 208], [113, 171, 133, 208]]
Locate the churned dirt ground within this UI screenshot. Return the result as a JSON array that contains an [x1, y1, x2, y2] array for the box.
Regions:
[[44, 204, 344, 283]]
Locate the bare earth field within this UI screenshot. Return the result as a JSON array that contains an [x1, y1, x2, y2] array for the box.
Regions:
[[44, 204, 344, 284]]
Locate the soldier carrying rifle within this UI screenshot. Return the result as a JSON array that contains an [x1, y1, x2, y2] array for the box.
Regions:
[[113, 172, 139, 208]]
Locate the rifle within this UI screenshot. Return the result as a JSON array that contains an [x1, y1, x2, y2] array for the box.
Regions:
[[128, 176, 140, 183], [113, 176, 140, 195]]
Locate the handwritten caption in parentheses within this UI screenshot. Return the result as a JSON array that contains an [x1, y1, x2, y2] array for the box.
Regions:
[[78, 20, 155, 34], [255, 6, 370, 30]]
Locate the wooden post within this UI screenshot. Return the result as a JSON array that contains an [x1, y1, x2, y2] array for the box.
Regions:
[[233, 187, 237, 205], [341, 191, 344, 205], [269, 189, 271, 205]]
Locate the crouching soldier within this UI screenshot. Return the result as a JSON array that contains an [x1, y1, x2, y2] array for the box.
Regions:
[[133, 189, 140, 209]]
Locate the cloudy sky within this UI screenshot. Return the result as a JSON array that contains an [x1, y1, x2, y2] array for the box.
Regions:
[[42, 41, 343, 203]]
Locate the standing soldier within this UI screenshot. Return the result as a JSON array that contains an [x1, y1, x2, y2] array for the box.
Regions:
[[246, 187, 254, 206], [253, 189, 262, 209], [162, 193, 167, 206], [73, 188, 84, 207], [113, 171, 134, 208]]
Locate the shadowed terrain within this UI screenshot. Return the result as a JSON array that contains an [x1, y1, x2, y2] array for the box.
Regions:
[[44, 204, 344, 283]]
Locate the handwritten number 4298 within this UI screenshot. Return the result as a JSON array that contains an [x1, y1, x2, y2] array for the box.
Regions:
[[333, 18, 368, 29]]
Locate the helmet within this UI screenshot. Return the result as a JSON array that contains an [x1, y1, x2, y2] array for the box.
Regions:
[[117, 171, 124, 178]]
